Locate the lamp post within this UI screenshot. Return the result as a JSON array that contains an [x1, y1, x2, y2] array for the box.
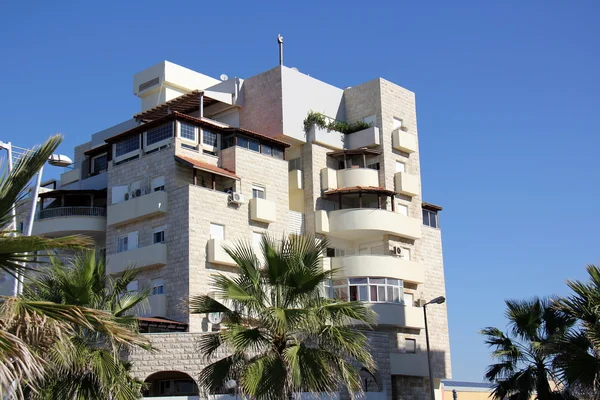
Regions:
[[0, 141, 72, 295], [424, 295, 445, 400], [225, 379, 238, 400]]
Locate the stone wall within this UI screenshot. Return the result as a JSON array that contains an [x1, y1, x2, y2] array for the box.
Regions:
[[238, 66, 283, 138]]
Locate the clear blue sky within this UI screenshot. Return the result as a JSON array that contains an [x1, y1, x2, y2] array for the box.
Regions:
[[1, 0, 599, 382]]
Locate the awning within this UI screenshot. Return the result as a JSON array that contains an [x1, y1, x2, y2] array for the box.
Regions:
[[422, 201, 443, 211], [324, 186, 396, 196], [38, 189, 107, 199], [174, 155, 239, 180]]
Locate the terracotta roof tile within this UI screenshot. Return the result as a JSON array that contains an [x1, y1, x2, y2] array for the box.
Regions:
[[175, 155, 239, 180]]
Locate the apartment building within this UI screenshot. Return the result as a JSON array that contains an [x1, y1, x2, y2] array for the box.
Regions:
[[12, 60, 451, 399]]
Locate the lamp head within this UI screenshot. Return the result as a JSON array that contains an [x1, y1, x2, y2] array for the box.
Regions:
[[48, 154, 73, 167], [426, 296, 446, 305]]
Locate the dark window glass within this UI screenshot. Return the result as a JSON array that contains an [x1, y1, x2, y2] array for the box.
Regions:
[[273, 148, 284, 159], [203, 130, 218, 147], [326, 248, 335, 257], [237, 137, 249, 149], [222, 135, 235, 149], [92, 154, 108, 173], [262, 144, 272, 156], [146, 124, 173, 145], [423, 209, 439, 228], [180, 123, 196, 141], [115, 136, 140, 157], [248, 139, 260, 152]]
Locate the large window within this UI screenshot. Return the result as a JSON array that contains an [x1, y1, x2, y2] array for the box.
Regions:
[[115, 136, 140, 157], [180, 123, 196, 141], [423, 209, 438, 228], [146, 124, 173, 146], [329, 278, 403, 303], [203, 129, 218, 147], [91, 153, 108, 174]]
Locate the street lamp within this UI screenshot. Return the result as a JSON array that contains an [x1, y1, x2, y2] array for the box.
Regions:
[[225, 379, 238, 400], [423, 295, 446, 400], [0, 141, 72, 295]]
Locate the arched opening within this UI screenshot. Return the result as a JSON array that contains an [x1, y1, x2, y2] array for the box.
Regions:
[[143, 371, 199, 397]]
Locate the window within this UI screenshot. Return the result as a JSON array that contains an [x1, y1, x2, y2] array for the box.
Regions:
[[398, 204, 408, 216], [151, 278, 164, 295], [203, 129, 218, 147], [210, 223, 225, 240], [115, 136, 140, 157], [363, 115, 376, 126], [401, 247, 411, 261], [180, 123, 196, 141], [237, 136, 249, 149], [332, 278, 403, 303], [261, 144, 272, 156], [367, 162, 380, 170], [152, 176, 165, 192], [126, 280, 138, 293], [146, 124, 173, 145], [252, 185, 265, 199], [153, 226, 166, 244], [423, 209, 438, 228], [17, 221, 24, 233], [405, 338, 416, 354], [221, 134, 235, 150], [395, 161, 405, 173], [323, 279, 333, 298], [393, 117, 403, 130], [117, 232, 138, 253], [273, 148, 284, 160], [248, 139, 260, 152], [252, 232, 264, 249], [91, 153, 108, 174]]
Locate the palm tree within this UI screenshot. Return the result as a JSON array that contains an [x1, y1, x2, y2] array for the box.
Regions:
[[553, 265, 600, 397], [0, 135, 150, 399], [480, 297, 575, 400], [190, 235, 376, 400], [21, 250, 151, 399]]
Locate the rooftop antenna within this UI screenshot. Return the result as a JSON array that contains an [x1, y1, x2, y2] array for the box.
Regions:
[[277, 34, 284, 66]]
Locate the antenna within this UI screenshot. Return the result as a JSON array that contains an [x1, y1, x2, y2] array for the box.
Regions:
[[277, 34, 284, 66], [220, 74, 229, 81]]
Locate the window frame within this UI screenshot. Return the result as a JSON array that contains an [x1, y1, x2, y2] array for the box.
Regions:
[[405, 338, 417, 354], [151, 278, 164, 295], [116, 234, 129, 253], [152, 176, 165, 192], [201, 128, 219, 152], [423, 209, 439, 228], [91, 153, 108, 175], [252, 185, 266, 199], [153, 225, 166, 244], [179, 122, 197, 142], [330, 278, 404, 304], [209, 223, 225, 240], [145, 123, 174, 149], [114, 135, 141, 162]]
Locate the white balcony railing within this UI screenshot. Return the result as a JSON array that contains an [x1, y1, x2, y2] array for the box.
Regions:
[[37, 206, 106, 220]]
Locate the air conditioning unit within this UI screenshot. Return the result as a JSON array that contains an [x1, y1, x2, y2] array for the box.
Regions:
[[417, 299, 427, 307], [228, 192, 244, 204], [135, 188, 142, 197], [124, 192, 130, 201]]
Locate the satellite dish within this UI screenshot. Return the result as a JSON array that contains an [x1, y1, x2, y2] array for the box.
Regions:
[[220, 74, 229, 81], [207, 312, 223, 324], [290, 67, 299, 72]]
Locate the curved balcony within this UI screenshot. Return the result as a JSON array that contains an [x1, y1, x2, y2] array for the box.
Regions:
[[33, 207, 106, 239], [337, 168, 379, 188], [316, 208, 421, 241], [331, 255, 425, 284]]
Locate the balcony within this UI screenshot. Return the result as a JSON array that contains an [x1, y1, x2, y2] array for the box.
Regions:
[[106, 243, 167, 275], [394, 172, 419, 197], [390, 352, 429, 376], [307, 125, 345, 149], [321, 168, 379, 191], [33, 207, 106, 238], [249, 198, 276, 223], [107, 190, 168, 226], [207, 238, 236, 266], [316, 209, 422, 241], [331, 255, 425, 284], [368, 303, 425, 329], [346, 126, 380, 149], [289, 169, 302, 190], [392, 130, 417, 153]]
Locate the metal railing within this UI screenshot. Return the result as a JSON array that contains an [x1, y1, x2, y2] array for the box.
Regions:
[[37, 206, 107, 220]]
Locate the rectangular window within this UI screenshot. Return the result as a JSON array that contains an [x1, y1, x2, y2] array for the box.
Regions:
[[153, 226, 166, 244], [248, 139, 260, 152], [288, 158, 301, 171], [401, 247, 411, 261], [91, 153, 108, 174], [126, 280, 138, 293], [180, 123, 196, 141], [221, 134, 235, 149], [210, 223, 225, 240], [152, 176, 165, 192], [404, 292, 414, 307], [237, 136, 249, 149], [272, 148, 284, 160], [423, 209, 438, 228], [146, 124, 173, 146], [151, 278, 164, 295], [203, 129, 218, 147], [252, 185, 265, 199], [393, 117, 403, 130], [367, 162, 380, 170], [18, 221, 24, 233], [261, 144, 272, 156], [405, 338, 416, 353], [395, 161, 405, 173], [117, 235, 128, 253], [252, 231, 264, 248], [115, 136, 140, 157]]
